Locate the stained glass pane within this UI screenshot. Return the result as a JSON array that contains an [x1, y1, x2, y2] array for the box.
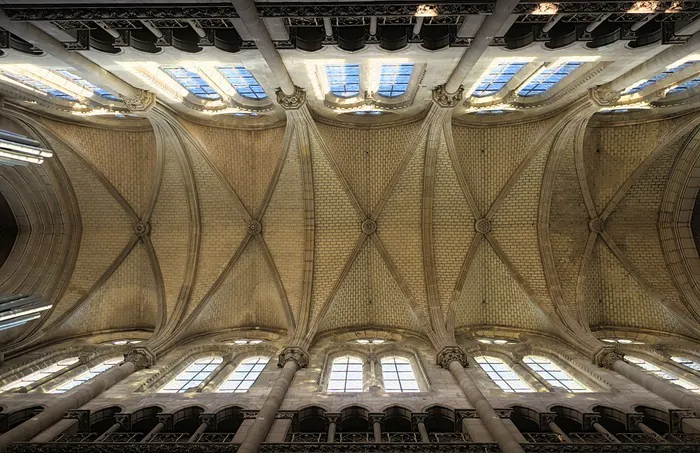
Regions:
[[473, 62, 528, 97], [517, 62, 583, 97], [217, 66, 268, 100], [162, 67, 221, 100], [377, 64, 413, 97], [326, 64, 361, 98]]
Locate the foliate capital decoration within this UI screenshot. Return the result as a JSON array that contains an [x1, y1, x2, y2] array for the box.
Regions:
[[495, 408, 513, 419], [594, 347, 624, 370], [242, 410, 259, 420], [411, 413, 427, 427], [120, 89, 156, 112], [325, 413, 341, 425], [670, 409, 695, 432], [436, 346, 469, 369], [582, 413, 601, 430], [156, 414, 174, 430], [540, 413, 557, 430], [124, 346, 156, 370], [627, 413, 644, 428], [432, 84, 464, 108], [369, 413, 385, 425], [114, 413, 132, 430], [276, 411, 298, 420], [276, 86, 307, 110], [589, 86, 621, 107], [64, 410, 90, 432], [199, 413, 217, 426], [457, 409, 478, 420], [278, 346, 309, 368]]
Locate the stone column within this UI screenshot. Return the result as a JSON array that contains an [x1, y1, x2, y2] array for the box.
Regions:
[[628, 413, 667, 442], [237, 347, 308, 453], [229, 0, 296, 95], [326, 413, 340, 443], [595, 348, 700, 416], [0, 347, 155, 452], [369, 413, 383, 443], [141, 413, 172, 443], [443, 0, 521, 94], [438, 347, 524, 453], [188, 414, 215, 442], [541, 413, 571, 443], [591, 421, 621, 443], [94, 422, 122, 442], [412, 413, 430, 443]]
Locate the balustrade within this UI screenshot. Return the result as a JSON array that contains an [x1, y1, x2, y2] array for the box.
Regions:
[[382, 432, 419, 443], [337, 432, 372, 443], [430, 432, 471, 443]]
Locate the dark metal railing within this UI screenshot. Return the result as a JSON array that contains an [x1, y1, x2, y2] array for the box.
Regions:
[[431, 432, 472, 443], [382, 432, 419, 443], [288, 433, 325, 443]]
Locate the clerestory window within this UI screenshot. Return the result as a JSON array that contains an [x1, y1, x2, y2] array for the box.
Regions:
[[217, 66, 268, 100], [517, 62, 582, 97], [327, 355, 363, 392], [1, 357, 79, 392], [475, 356, 534, 393], [381, 356, 419, 393], [162, 67, 221, 100], [326, 64, 361, 98], [377, 64, 413, 98], [217, 356, 269, 393], [627, 356, 700, 393], [158, 356, 223, 393], [523, 356, 590, 392], [49, 357, 122, 393], [472, 62, 528, 97]]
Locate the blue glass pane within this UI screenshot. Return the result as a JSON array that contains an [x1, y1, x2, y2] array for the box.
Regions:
[[624, 61, 700, 95], [377, 64, 413, 98], [218, 66, 268, 100], [473, 62, 527, 97], [517, 62, 583, 97], [326, 64, 361, 98], [2, 71, 77, 101], [54, 69, 120, 101], [473, 109, 506, 115], [162, 67, 221, 100], [666, 76, 700, 95]]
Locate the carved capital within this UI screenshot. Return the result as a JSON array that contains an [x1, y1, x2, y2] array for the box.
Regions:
[[411, 412, 427, 427], [589, 86, 621, 107], [242, 410, 259, 420], [457, 409, 478, 420], [64, 409, 90, 432], [325, 412, 341, 425], [593, 347, 624, 370], [114, 413, 132, 430], [627, 413, 644, 429], [362, 219, 377, 235], [369, 412, 384, 425], [276, 411, 297, 420], [120, 89, 156, 112], [495, 408, 513, 419], [200, 413, 217, 426], [276, 86, 307, 110], [475, 218, 491, 235], [582, 413, 601, 430], [124, 346, 156, 370], [588, 217, 605, 234], [432, 84, 464, 108], [156, 413, 173, 430], [670, 409, 695, 432], [540, 413, 557, 430], [278, 346, 309, 368], [436, 346, 469, 369]]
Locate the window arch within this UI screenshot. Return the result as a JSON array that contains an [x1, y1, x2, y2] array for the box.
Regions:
[[522, 356, 590, 392], [472, 62, 528, 97], [49, 357, 122, 393], [377, 64, 413, 98], [627, 356, 700, 393], [162, 67, 221, 100], [53, 69, 120, 102], [475, 356, 533, 393], [326, 64, 361, 98], [327, 355, 363, 392], [517, 61, 582, 97], [158, 356, 223, 393], [0, 70, 78, 101], [217, 66, 267, 100], [671, 356, 700, 371], [380, 356, 419, 393], [216, 356, 269, 393], [1, 357, 79, 392]]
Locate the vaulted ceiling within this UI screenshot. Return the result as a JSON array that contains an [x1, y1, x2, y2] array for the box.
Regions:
[[1, 98, 699, 357]]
